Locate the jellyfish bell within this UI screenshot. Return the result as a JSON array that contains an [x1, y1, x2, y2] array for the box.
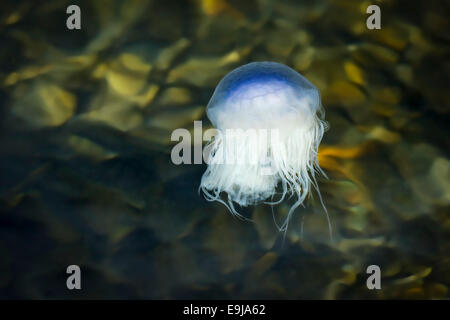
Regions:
[[200, 61, 329, 234]]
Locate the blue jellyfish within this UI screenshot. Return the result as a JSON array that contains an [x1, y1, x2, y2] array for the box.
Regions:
[[200, 61, 329, 234]]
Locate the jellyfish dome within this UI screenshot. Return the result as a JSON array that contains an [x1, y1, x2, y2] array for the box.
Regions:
[[200, 61, 328, 232]]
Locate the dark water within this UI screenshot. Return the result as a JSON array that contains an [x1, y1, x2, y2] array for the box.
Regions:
[[0, 0, 449, 299]]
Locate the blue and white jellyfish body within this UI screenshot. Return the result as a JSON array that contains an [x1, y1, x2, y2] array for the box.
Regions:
[[200, 61, 328, 233]]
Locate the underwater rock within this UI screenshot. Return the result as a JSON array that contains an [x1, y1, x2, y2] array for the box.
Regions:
[[369, 86, 402, 106], [323, 80, 366, 107], [414, 52, 450, 114], [350, 42, 399, 66], [66, 135, 117, 161], [250, 252, 278, 278], [364, 126, 400, 144], [167, 57, 230, 87], [105, 53, 152, 96], [252, 206, 279, 250], [150, 242, 204, 298], [367, 26, 409, 51], [395, 64, 414, 86], [145, 0, 186, 42], [92, 51, 159, 107], [393, 143, 450, 207], [108, 227, 158, 292], [155, 38, 191, 71], [155, 87, 193, 107], [104, 64, 148, 97], [196, 15, 248, 55], [386, 106, 421, 130], [204, 213, 256, 274], [81, 92, 143, 131], [292, 47, 315, 72], [324, 263, 357, 299], [146, 105, 204, 131], [85, 0, 152, 53], [344, 61, 366, 85], [166, 47, 252, 87], [10, 81, 76, 128], [344, 205, 369, 234], [263, 21, 310, 59]]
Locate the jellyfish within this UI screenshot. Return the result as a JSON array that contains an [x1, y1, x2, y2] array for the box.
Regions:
[[200, 61, 329, 235]]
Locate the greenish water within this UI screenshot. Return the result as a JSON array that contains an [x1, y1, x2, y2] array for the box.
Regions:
[[0, 0, 449, 299]]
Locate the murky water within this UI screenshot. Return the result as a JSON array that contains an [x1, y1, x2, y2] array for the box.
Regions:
[[0, 0, 449, 299]]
